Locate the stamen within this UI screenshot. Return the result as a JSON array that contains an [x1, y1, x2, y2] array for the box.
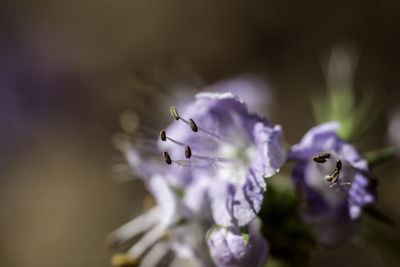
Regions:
[[143, 195, 156, 210], [331, 160, 342, 183], [139, 241, 170, 267], [312, 152, 331, 163], [329, 181, 352, 189], [188, 118, 198, 132], [169, 106, 234, 145], [160, 130, 166, 141], [314, 154, 344, 185], [160, 130, 231, 167], [162, 152, 212, 168], [185, 146, 192, 158], [173, 159, 207, 168], [336, 160, 342, 170], [331, 169, 340, 183], [127, 225, 166, 259], [163, 152, 172, 165], [159, 131, 187, 147], [111, 253, 139, 267], [172, 139, 188, 148], [191, 154, 230, 163], [170, 106, 180, 120], [108, 207, 159, 248]]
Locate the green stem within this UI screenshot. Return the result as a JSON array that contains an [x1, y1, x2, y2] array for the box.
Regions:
[[364, 147, 396, 168]]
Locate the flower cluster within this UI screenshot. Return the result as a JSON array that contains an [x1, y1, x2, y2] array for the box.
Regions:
[[110, 75, 381, 267]]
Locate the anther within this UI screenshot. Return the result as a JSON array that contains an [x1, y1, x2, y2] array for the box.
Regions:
[[160, 130, 167, 141], [324, 174, 333, 181], [170, 106, 180, 120], [188, 118, 198, 132], [168, 107, 234, 145], [163, 152, 172, 165], [331, 169, 340, 183], [312, 152, 331, 163], [185, 146, 192, 159], [111, 253, 139, 267], [336, 160, 342, 171]]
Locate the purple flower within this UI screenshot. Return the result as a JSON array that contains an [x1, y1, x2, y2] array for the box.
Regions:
[[201, 74, 273, 114], [115, 75, 275, 179], [111, 78, 282, 266], [110, 175, 210, 266], [207, 219, 269, 267], [159, 92, 285, 227], [289, 122, 375, 245]]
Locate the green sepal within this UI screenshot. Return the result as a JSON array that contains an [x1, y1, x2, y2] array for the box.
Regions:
[[205, 224, 221, 242], [240, 226, 250, 246]]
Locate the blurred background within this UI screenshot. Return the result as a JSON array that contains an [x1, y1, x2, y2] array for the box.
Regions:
[[1, 1, 400, 266]]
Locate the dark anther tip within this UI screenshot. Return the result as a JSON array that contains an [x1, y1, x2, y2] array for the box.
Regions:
[[160, 130, 167, 141], [312, 152, 331, 163], [185, 146, 192, 159], [163, 151, 172, 165], [188, 118, 198, 132], [319, 152, 331, 159], [336, 160, 342, 170], [313, 157, 326, 163], [170, 106, 180, 120]]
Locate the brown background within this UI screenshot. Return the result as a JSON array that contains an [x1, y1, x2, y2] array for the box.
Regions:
[[1, 1, 399, 266]]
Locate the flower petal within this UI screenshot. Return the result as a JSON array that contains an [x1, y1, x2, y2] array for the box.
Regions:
[[207, 219, 268, 267], [253, 122, 286, 178], [209, 178, 265, 227]]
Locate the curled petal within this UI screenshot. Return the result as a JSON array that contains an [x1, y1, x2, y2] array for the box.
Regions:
[[289, 121, 340, 160], [209, 178, 265, 227], [253, 122, 286, 178], [207, 219, 268, 267]]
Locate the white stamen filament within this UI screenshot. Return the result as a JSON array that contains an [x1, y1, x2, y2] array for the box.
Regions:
[[179, 117, 234, 145], [191, 154, 231, 163], [111, 207, 160, 245], [165, 136, 187, 147], [172, 159, 211, 168], [127, 224, 167, 258], [161, 133, 234, 167], [139, 240, 171, 267]]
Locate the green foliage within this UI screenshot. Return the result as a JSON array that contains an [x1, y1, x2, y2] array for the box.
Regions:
[[354, 211, 400, 265], [259, 184, 315, 267], [312, 87, 383, 143]]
